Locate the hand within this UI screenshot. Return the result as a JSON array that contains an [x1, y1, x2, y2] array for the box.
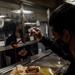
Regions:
[[28, 27, 43, 40], [18, 50, 27, 56]]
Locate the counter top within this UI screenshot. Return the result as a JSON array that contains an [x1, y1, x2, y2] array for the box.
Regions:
[[0, 40, 39, 52], [0, 49, 70, 75]]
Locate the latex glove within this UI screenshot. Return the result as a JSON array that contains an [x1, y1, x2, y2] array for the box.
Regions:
[[28, 27, 43, 40], [18, 50, 27, 56]]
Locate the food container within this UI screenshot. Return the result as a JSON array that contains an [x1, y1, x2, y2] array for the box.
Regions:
[[24, 66, 41, 75], [9, 65, 41, 75], [9, 64, 54, 75]]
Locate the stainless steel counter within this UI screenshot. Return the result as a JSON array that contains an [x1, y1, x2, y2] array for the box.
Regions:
[[26, 51, 70, 74], [0, 40, 39, 52], [0, 49, 70, 75]]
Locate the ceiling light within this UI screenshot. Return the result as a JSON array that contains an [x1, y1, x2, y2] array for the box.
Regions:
[[4, 18, 11, 22], [11, 10, 33, 14], [20, 0, 34, 6], [65, 0, 75, 5], [66, 0, 74, 2], [71, 0, 74, 1], [0, 15, 6, 18], [24, 22, 36, 25]]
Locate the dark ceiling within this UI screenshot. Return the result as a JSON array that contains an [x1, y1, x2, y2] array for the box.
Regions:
[[0, 0, 64, 9], [27, 0, 64, 8]]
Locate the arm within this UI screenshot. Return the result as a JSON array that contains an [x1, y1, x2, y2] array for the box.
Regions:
[[40, 36, 74, 61], [28, 27, 74, 62]]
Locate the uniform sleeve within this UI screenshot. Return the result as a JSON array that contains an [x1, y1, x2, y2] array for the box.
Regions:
[[39, 36, 74, 62]]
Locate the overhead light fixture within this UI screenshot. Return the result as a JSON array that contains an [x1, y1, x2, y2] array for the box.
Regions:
[[4, 18, 11, 22], [70, 0, 75, 1], [25, 20, 40, 26], [66, 0, 75, 2], [11, 10, 33, 14], [65, 0, 75, 5], [20, 0, 34, 6], [0, 15, 6, 18], [24, 22, 36, 25]]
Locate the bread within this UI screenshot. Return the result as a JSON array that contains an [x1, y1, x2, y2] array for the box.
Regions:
[[25, 66, 39, 73], [9, 64, 24, 75], [24, 66, 40, 75], [16, 64, 24, 72]]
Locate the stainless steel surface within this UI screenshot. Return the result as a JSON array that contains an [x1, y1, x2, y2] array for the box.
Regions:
[[0, 50, 70, 75], [28, 53, 69, 69], [0, 50, 53, 75], [0, 56, 31, 75], [26, 51, 70, 74], [0, 40, 39, 52]]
